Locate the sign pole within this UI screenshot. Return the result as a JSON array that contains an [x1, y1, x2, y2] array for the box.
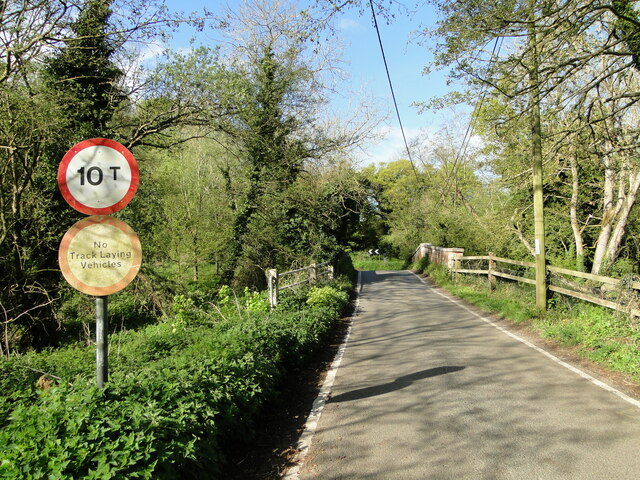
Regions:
[[96, 295, 109, 388]]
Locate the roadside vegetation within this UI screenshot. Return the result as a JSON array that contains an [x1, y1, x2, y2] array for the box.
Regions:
[[350, 251, 407, 271], [412, 259, 640, 382], [0, 276, 352, 478], [0, 0, 376, 357]]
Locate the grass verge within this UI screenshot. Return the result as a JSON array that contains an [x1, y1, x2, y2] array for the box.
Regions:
[[350, 251, 406, 271]]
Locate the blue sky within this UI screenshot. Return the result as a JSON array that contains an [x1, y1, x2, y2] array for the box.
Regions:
[[157, 1, 456, 166]]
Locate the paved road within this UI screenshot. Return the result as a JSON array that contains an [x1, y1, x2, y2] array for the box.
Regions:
[[298, 270, 640, 479]]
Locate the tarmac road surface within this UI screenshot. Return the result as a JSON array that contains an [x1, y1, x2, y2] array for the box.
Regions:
[[297, 270, 640, 480]]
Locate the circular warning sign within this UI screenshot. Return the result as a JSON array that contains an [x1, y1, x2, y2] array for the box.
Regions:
[[59, 216, 142, 296], [58, 138, 139, 215]]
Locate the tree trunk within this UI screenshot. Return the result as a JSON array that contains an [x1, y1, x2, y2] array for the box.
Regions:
[[591, 148, 640, 274], [569, 153, 585, 271], [591, 150, 617, 274], [601, 171, 640, 271]]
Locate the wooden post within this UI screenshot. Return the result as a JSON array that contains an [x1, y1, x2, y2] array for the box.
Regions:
[[532, 117, 548, 309], [309, 263, 317, 284], [95, 296, 108, 388], [529, 0, 548, 310], [488, 252, 497, 291], [449, 249, 464, 281], [267, 269, 278, 308]]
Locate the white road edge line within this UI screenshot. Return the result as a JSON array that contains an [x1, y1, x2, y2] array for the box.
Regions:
[[410, 271, 640, 410], [281, 270, 361, 480]]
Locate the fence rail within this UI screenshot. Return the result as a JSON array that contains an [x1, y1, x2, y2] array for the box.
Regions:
[[449, 255, 640, 316], [414, 243, 640, 317], [267, 262, 334, 308]]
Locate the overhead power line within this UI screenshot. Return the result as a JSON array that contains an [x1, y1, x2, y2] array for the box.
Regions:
[[368, 0, 421, 182], [438, 36, 503, 207], [452, 37, 503, 173]]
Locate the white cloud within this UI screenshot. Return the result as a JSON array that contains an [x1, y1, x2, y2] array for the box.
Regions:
[[355, 124, 430, 167], [337, 18, 363, 32], [137, 42, 168, 66]]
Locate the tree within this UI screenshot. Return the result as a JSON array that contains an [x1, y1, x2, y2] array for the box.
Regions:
[[0, 75, 68, 352], [0, 0, 76, 86], [209, 0, 378, 286], [0, 0, 121, 350], [358, 124, 498, 259], [422, 0, 640, 275], [45, 0, 125, 141], [154, 134, 234, 282], [0, 0, 209, 353], [1, 0, 128, 350]]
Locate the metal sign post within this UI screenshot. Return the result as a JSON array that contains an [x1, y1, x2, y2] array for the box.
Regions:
[[96, 296, 109, 388]]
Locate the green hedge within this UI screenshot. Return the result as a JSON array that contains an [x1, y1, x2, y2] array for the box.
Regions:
[[0, 282, 351, 479]]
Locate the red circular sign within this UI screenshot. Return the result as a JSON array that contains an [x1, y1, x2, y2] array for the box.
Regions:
[[58, 138, 139, 215]]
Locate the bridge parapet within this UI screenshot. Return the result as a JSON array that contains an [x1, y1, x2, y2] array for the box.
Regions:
[[414, 243, 465, 270]]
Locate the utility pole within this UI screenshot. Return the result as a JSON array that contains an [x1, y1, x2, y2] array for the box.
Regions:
[[528, 3, 548, 310]]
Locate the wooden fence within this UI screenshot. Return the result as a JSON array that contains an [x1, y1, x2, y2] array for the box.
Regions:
[[449, 252, 640, 317], [266, 262, 334, 308]]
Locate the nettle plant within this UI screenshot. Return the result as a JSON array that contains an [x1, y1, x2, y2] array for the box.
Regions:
[[216, 285, 269, 313], [306, 286, 348, 315]]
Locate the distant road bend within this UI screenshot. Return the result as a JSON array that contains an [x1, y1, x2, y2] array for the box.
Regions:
[[291, 270, 640, 480]]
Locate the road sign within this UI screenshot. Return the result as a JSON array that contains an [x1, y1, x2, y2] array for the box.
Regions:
[[57, 138, 139, 215], [59, 216, 142, 296]]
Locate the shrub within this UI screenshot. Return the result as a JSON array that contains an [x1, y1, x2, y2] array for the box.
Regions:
[[328, 274, 354, 294], [424, 263, 450, 284], [213, 285, 270, 316], [306, 286, 348, 315], [333, 250, 357, 283], [411, 256, 430, 273], [276, 285, 311, 312], [0, 276, 352, 478], [170, 294, 199, 327], [242, 288, 270, 313]]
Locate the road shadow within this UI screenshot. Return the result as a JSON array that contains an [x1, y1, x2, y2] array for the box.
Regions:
[[329, 365, 466, 403]]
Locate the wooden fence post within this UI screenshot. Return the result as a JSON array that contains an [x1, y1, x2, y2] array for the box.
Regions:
[[448, 250, 464, 282], [309, 263, 317, 284], [488, 252, 497, 291], [267, 269, 278, 308]]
